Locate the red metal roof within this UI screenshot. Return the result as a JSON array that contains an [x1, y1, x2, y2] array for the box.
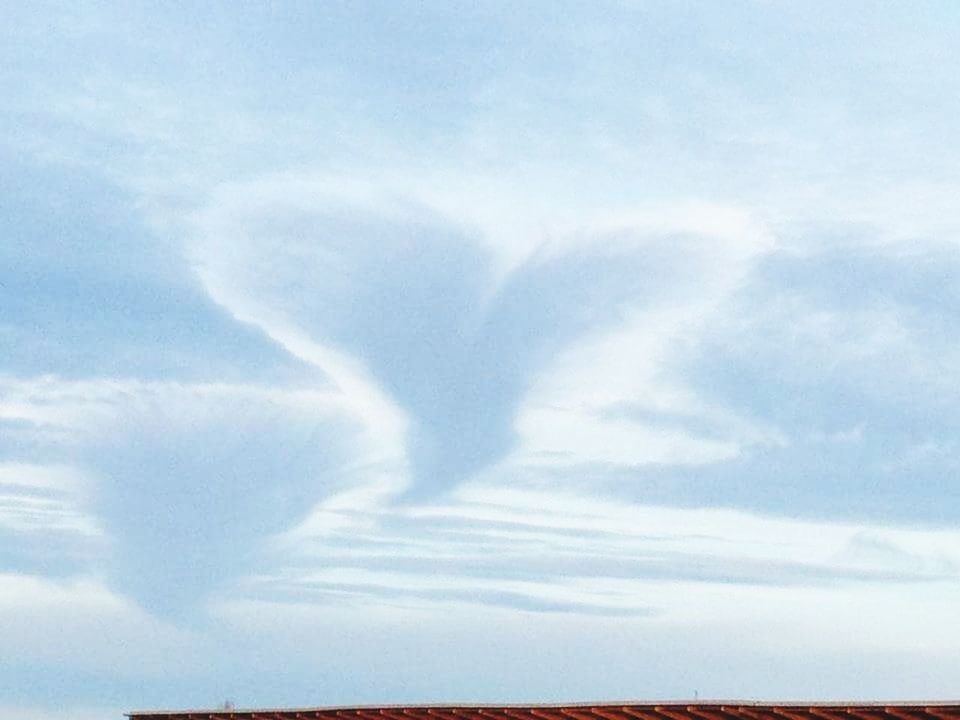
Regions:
[[126, 702, 960, 720]]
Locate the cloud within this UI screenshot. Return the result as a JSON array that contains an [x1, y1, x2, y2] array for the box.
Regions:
[[189, 178, 781, 498], [7, 1, 960, 709], [0, 462, 105, 578], [250, 477, 960, 620], [0, 463, 101, 538], [673, 239, 960, 522], [0, 375, 398, 616], [210, 578, 960, 703], [177, 171, 960, 627]]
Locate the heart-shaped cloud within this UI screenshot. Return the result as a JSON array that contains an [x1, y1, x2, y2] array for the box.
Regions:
[[190, 175, 776, 503]]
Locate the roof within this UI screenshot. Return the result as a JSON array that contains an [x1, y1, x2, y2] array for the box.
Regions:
[[126, 702, 960, 720]]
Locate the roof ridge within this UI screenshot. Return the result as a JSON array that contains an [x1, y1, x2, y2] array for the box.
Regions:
[[127, 701, 960, 717]]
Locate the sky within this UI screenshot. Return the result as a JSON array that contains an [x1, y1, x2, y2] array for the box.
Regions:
[[3, 1, 960, 718]]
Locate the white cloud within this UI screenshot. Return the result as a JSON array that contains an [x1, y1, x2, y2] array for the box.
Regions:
[[510, 206, 780, 469], [249, 475, 960, 622], [0, 375, 370, 449], [188, 175, 786, 485], [189, 177, 420, 477], [0, 463, 102, 538], [0, 374, 406, 597]]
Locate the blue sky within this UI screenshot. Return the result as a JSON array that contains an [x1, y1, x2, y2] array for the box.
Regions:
[[4, 1, 960, 718]]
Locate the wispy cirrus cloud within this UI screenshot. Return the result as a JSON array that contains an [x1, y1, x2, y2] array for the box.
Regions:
[[263, 479, 960, 616], [0, 463, 100, 534]]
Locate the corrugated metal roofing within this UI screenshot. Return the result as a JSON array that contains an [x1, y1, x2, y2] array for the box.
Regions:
[[126, 702, 960, 720]]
